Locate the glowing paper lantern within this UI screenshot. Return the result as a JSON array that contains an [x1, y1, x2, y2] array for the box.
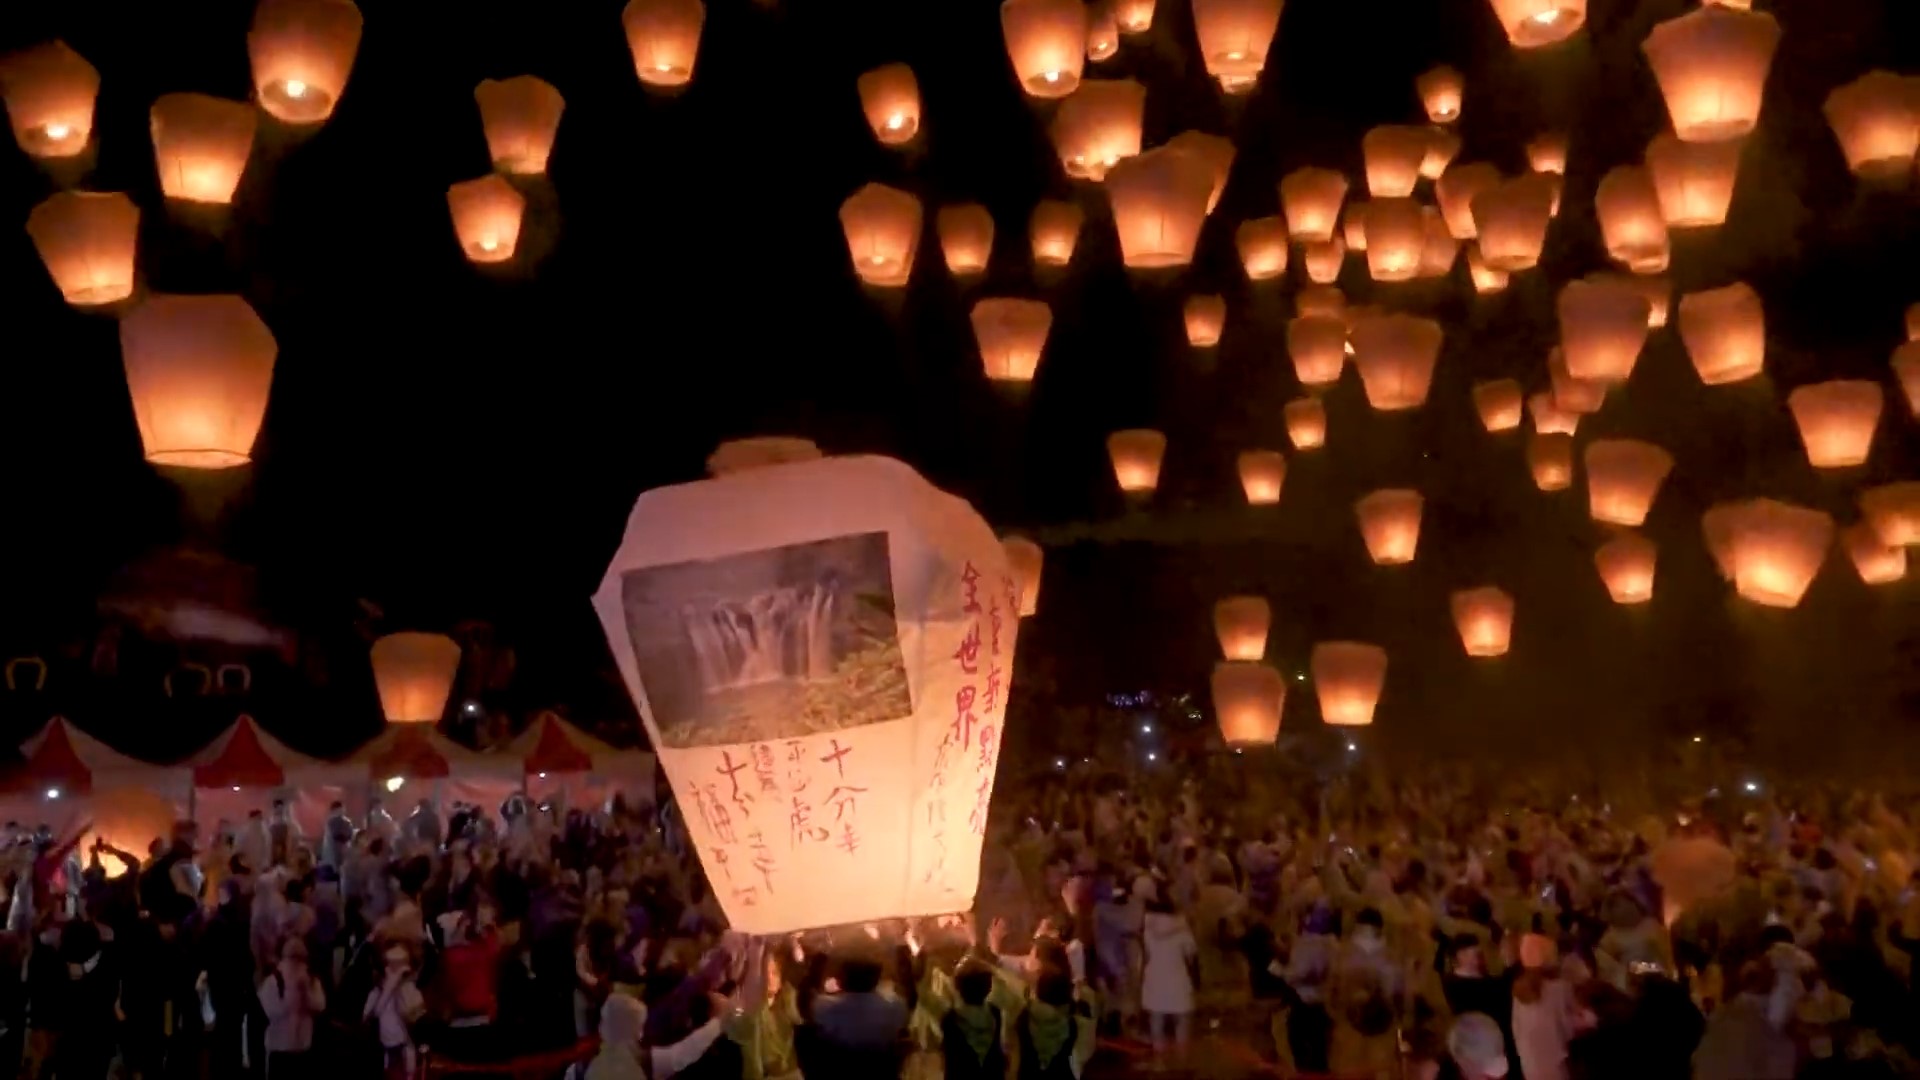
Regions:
[[1115, 0, 1156, 33], [1642, 6, 1779, 142], [938, 203, 995, 277], [26, 191, 138, 307], [1001, 0, 1087, 98], [1343, 202, 1369, 251], [1596, 165, 1670, 273], [1030, 199, 1085, 266], [1361, 197, 1425, 283], [1184, 294, 1226, 347], [1586, 271, 1669, 328], [1418, 208, 1458, 278], [1909, 304, 1920, 342], [1421, 128, 1462, 180], [1450, 587, 1514, 657], [1287, 316, 1346, 388], [841, 183, 922, 288], [1844, 523, 1905, 585], [1213, 596, 1271, 661], [1211, 662, 1284, 745], [1238, 450, 1285, 505], [857, 63, 921, 146], [370, 632, 462, 723], [1285, 398, 1326, 449], [1893, 343, 1920, 416], [475, 77, 564, 175], [971, 298, 1053, 383], [1435, 162, 1499, 240], [1165, 131, 1235, 215], [1652, 836, 1737, 927], [623, 0, 705, 88], [1550, 350, 1606, 415], [1296, 285, 1345, 321], [1051, 79, 1146, 181], [118, 294, 277, 469], [1678, 282, 1765, 385], [0, 40, 98, 158], [592, 452, 1023, 932], [1559, 279, 1652, 382], [1468, 247, 1508, 293], [1355, 489, 1423, 565], [1279, 167, 1348, 244], [82, 789, 178, 879], [1236, 216, 1289, 280], [1106, 146, 1213, 268], [1646, 132, 1742, 228], [1595, 534, 1657, 604], [1537, 169, 1565, 217], [1362, 125, 1430, 197], [1191, 0, 1282, 93], [1350, 312, 1441, 410], [1823, 72, 1920, 181], [1003, 537, 1044, 615], [1486, 0, 1586, 48], [1584, 439, 1674, 526], [1417, 65, 1463, 124], [1299, 240, 1341, 284], [1529, 391, 1578, 436], [708, 438, 821, 476], [247, 0, 363, 124], [1702, 498, 1833, 608], [150, 93, 258, 205], [1527, 131, 1568, 174], [446, 175, 525, 263], [1788, 380, 1882, 469], [1087, 8, 1119, 61], [1861, 483, 1920, 547], [1528, 433, 1574, 491], [1108, 430, 1166, 493], [1473, 379, 1523, 432], [1471, 174, 1554, 271], [1311, 642, 1386, 726]]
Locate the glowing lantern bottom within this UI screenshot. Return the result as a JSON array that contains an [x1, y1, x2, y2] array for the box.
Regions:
[[1311, 641, 1386, 726], [1211, 662, 1284, 746], [83, 787, 181, 877]]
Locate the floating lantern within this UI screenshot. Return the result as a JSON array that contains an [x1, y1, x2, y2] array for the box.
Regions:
[[1361, 197, 1424, 282], [1355, 489, 1423, 564], [1003, 537, 1044, 615], [1214, 596, 1271, 660], [118, 294, 277, 469], [1296, 285, 1345, 321], [1238, 450, 1285, 505], [1288, 316, 1347, 388], [1279, 167, 1348, 244], [1642, 6, 1779, 142], [1030, 199, 1085, 266], [1585, 439, 1674, 526], [1678, 282, 1765, 385], [1528, 433, 1574, 491], [1645, 133, 1742, 228], [1417, 65, 1464, 124], [1087, 8, 1119, 61], [1420, 128, 1462, 180], [1106, 146, 1213, 268], [1822, 71, 1920, 181], [623, 0, 705, 88], [1285, 398, 1326, 449], [1486, 0, 1586, 48], [1343, 201, 1369, 251], [26, 191, 138, 307], [857, 63, 921, 146], [1184, 294, 1226, 347], [1549, 350, 1606, 414], [1702, 498, 1833, 608], [1861, 482, 1920, 547], [1191, 0, 1283, 93], [370, 632, 461, 724], [1473, 378, 1524, 432], [0, 40, 97, 158], [1114, 0, 1156, 33], [1471, 173, 1554, 271], [1211, 662, 1284, 745], [150, 94, 258, 205], [1418, 207, 1458, 278], [1311, 642, 1387, 726], [446, 175, 525, 263], [475, 77, 565, 175], [1527, 131, 1568, 174], [971, 299, 1053, 383], [80, 789, 179, 879], [1108, 429, 1166, 493], [1350, 312, 1441, 410], [1788, 380, 1882, 469], [1362, 125, 1430, 197], [1594, 534, 1657, 604], [1001, 0, 1087, 98], [1451, 587, 1514, 657], [707, 438, 821, 476], [1236, 216, 1289, 280], [1844, 523, 1905, 585], [1586, 271, 1669, 328], [1467, 246, 1508, 292], [1595, 165, 1670, 272], [938, 203, 995, 277], [1165, 131, 1235, 214], [1303, 239, 1344, 284], [1051, 79, 1145, 181], [1909, 303, 1920, 342], [1528, 391, 1579, 436], [1893, 343, 1920, 416], [1435, 162, 1499, 239], [840, 183, 922, 287], [247, 0, 362, 124], [1559, 279, 1652, 382]]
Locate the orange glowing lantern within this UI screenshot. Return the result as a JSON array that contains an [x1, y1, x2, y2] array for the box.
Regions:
[[1350, 312, 1441, 410], [1586, 271, 1669, 328], [0, 40, 98, 158], [1311, 642, 1387, 726], [1238, 450, 1286, 505], [1108, 429, 1166, 494], [1559, 279, 1652, 383], [247, 0, 362, 125], [1468, 245, 1509, 292], [1418, 65, 1464, 124], [938, 203, 995, 277], [1363, 125, 1430, 197], [1115, 0, 1156, 33], [1436, 162, 1499, 239], [1418, 207, 1458, 278], [1361, 197, 1425, 283], [1529, 391, 1579, 436], [1451, 587, 1514, 657], [1678, 282, 1765, 385], [81, 788, 179, 879], [1596, 165, 1670, 273], [474, 77, 564, 175], [1823, 72, 1920, 181], [118, 294, 277, 469], [971, 298, 1053, 383], [1087, 8, 1119, 61], [1894, 343, 1920, 416], [26, 191, 138, 307], [1421, 128, 1462, 181], [1844, 523, 1905, 585], [1214, 596, 1271, 661], [1595, 533, 1658, 604], [1702, 498, 1833, 608], [1486, 0, 1586, 48], [1106, 146, 1213, 268], [1527, 131, 1569, 174], [1861, 483, 1920, 547], [1003, 537, 1045, 616], [1052, 79, 1146, 181], [1646, 132, 1742, 228], [1471, 173, 1554, 271], [1285, 398, 1327, 449], [1473, 378, 1524, 432], [1538, 169, 1565, 217], [1191, 0, 1283, 93], [1030, 199, 1085, 266], [1296, 285, 1345, 321], [1642, 6, 1779, 142], [1343, 201, 1369, 251], [1908, 303, 1920, 342], [1303, 239, 1344, 284], [1788, 380, 1882, 469], [1529, 433, 1574, 491], [1002, 0, 1087, 98], [840, 183, 922, 288], [1236, 216, 1289, 280], [1550, 350, 1606, 414], [446, 175, 525, 263], [1288, 316, 1346, 388], [1584, 439, 1674, 526], [1165, 131, 1235, 214], [1355, 489, 1424, 565], [1211, 662, 1284, 746], [1184, 294, 1226, 347], [370, 632, 461, 724], [623, 0, 704, 88], [706, 438, 821, 477], [1279, 167, 1348, 244], [857, 63, 922, 147], [150, 93, 258, 205]]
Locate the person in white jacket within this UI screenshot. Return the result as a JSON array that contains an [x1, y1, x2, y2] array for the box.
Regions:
[[258, 937, 327, 1080], [583, 993, 727, 1080]]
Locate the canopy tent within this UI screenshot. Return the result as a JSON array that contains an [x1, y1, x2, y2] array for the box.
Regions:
[[347, 723, 524, 817], [0, 717, 192, 837], [187, 715, 362, 835], [498, 713, 656, 808]]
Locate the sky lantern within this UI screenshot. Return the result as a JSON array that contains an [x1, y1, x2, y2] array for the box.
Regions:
[[1473, 378, 1524, 432], [80, 789, 179, 879], [150, 94, 258, 205], [705, 437, 822, 476], [1594, 533, 1657, 604], [1213, 596, 1271, 661], [1288, 315, 1346, 388], [1238, 450, 1285, 505], [1343, 201, 1369, 251], [26, 191, 138, 307], [1822, 72, 1920, 181], [1107, 429, 1166, 494], [247, 0, 362, 125], [1893, 343, 1920, 416], [1355, 488, 1423, 565], [1559, 278, 1652, 382], [1908, 303, 1920, 342], [1115, 0, 1156, 33], [1529, 433, 1574, 491], [1788, 380, 1882, 469], [1279, 167, 1347, 244], [1418, 207, 1458, 278], [1527, 131, 1569, 174], [938, 203, 995, 276], [1486, 0, 1586, 48], [1861, 483, 1920, 547], [623, 0, 704, 88], [1844, 523, 1906, 585], [1361, 197, 1424, 282], [1001, 0, 1087, 98], [971, 298, 1053, 383], [446, 175, 525, 263], [370, 632, 461, 724], [1451, 587, 1514, 657], [1236, 216, 1288, 280], [1417, 65, 1463, 124], [1678, 282, 1765, 385], [1702, 498, 1834, 608], [1211, 663, 1284, 746], [1350, 312, 1441, 410], [1550, 350, 1606, 414], [1420, 128, 1462, 180], [475, 77, 565, 175], [1303, 239, 1344, 284], [1002, 537, 1044, 616], [1585, 438, 1675, 526], [840, 183, 921, 287], [118, 294, 277, 469], [1311, 642, 1387, 726], [1471, 174, 1554, 271], [1595, 165, 1670, 273], [1106, 146, 1213, 268], [1467, 246, 1508, 292], [857, 63, 922, 146], [1296, 285, 1345, 321], [0, 40, 98, 158], [1030, 199, 1085, 266], [1589, 271, 1668, 327], [1165, 131, 1235, 215], [1645, 133, 1742, 229], [1184, 294, 1226, 347], [1435, 162, 1499, 240], [1529, 391, 1579, 436], [1051, 79, 1145, 181], [1086, 7, 1119, 61], [1642, 6, 1780, 142], [1362, 125, 1430, 197], [1191, 0, 1283, 93], [1285, 398, 1326, 449]]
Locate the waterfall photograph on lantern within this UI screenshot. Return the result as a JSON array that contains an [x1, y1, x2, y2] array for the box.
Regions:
[[617, 532, 913, 748]]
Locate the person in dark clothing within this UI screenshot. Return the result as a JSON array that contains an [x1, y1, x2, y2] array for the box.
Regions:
[[941, 962, 1007, 1080], [1013, 968, 1092, 1080], [798, 952, 908, 1080], [204, 879, 259, 1080]]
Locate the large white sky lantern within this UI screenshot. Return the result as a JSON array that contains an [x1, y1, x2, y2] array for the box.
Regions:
[[1190, 0, 1283, 94], [1642, 6, 1780, 143], [594, 450, 1019, 933]]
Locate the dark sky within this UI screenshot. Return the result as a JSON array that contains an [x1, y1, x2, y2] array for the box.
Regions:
[[0, 0, 1916, 765]]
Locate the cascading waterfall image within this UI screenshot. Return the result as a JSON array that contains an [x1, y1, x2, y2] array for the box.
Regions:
[[618, 532, 913, 748]]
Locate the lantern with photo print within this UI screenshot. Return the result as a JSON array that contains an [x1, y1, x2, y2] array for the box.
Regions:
[[1191, 0, 1282, 93], [1844, 523, 1905, 586], [1363, 126, 1429, 198], [1596, 165, 1670, 273], [1450, 588, 1513, 657], [151, 94, 257, 205], [1107, 146, 1213, 268], [1030, 200, 1084, 266], [1279, 167, 1347, 244], [1350, 312, 1441, 410], [1418, 66, 1463, 124], [119, 294, 276, 470], [1355, 489, 1423, 565], [1678, 282, 1765, 385], [371, 633, 462, 724], [1642, 6, 1779, 142], [26, 191, 138, 307], [1646, 132, 1742, 228], [1002, 537, 1044, 616], [1184, 294, 1226, 347], [0, 40, 97, 158], [1052, 79, 1144, 181], [1236, 216, 1288, 280], [623, 0, 704, 88], [1436, 163, 1498, 240], [1559, 279, 1652, 382], [938, 204, 995, 277], [1107, 430, 1166, 494], [1788, 380, 1882, 469], [1212, 662, 1284, 746], [447, 175, 525, 263], [1285, 399, 1326, 450], [1585, 439, 1674, 527], [1702, 498, 1833, 608], [1472, 173, 1554, 271], [841, 184, 922, 288], [1238, 450, 1285, 506], [858, 63, 921, 147], [971, 299, 1052, 383], [248, 0, 363, 125], [1822, 71, 1918, 181], [1287, 316, 1345, 388], [1002, 0, 1086, 98], [475, 76, 565, 175], [1486, 0, 1585, 48], [1473, 379, 1523, 432], [1311, 642, 1386, 727], [1861, 483, 1920, 548], [1595, 533, 1657, 604], [1528, 433, 1574, 491], [1214, 596, 1271, 661]]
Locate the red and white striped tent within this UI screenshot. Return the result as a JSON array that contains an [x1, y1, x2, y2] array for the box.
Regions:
[[187, 715, 362, 836], [347, 723, 523, 815], [498, 712, 656, 808], [0, 716, 191, 833]]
